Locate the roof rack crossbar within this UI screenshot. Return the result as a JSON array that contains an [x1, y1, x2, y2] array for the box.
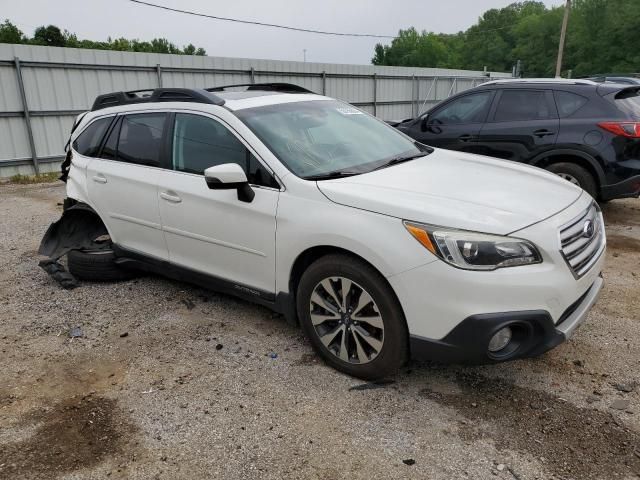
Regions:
[[206, 82, 313, 94], [91, 87, 225, 111]]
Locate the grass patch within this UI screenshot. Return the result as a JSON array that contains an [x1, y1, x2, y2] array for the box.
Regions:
[[7, 172, 59, 184]]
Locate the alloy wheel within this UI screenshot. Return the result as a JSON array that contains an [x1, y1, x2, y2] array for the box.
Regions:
[[309, 276, 385, 364], [556, 172, 581, 187]]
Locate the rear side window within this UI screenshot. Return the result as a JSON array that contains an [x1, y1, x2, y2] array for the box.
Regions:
[[116, 113, 167, 166], [72, 117, 112, 157], [172, 113, 279, 188], [494, 90, 553, 121], [554, 91, 588, 117]]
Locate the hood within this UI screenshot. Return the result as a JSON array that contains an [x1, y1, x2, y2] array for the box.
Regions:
[[317, 149, 583, 235]]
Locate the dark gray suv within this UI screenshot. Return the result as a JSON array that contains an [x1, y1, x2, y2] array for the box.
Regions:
[[393, 79, 640, 201]]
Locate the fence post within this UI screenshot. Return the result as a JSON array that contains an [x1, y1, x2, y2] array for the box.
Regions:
[[372, 73, 377, 117], [156, 64, 162, 87], [14, 56, 39, 175], [250, 67, 255, 84], [321, 71, 326, 95]]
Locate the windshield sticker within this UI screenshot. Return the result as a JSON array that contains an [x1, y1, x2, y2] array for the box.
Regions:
[[336, 106, 363, 115]]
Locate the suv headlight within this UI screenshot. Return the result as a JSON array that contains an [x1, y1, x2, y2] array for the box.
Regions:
[[403, 221, 542, 271]]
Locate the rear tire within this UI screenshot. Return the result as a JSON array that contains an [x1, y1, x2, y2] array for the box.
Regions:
[[296, 254, 408, 380], [67, 248, 135, 282], [547, 162, 598, 199]]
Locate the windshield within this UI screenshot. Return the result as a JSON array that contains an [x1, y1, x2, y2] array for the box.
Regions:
[[235, 100, 428, 179]]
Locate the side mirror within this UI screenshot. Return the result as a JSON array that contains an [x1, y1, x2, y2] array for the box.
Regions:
[[204, 163, 255, 203]]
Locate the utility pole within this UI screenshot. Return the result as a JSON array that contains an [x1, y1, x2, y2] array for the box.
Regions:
[[555, 0, 571, 78], [303, 49, 307, 62]]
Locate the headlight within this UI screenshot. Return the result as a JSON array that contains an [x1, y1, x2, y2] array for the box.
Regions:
[[403, 221, 542, 271]]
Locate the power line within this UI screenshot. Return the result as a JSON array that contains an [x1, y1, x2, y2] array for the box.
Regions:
[[127, 0, 396, 39]]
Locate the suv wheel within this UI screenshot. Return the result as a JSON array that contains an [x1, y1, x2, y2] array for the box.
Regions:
[[296, 254, 408, 380], [67, 243, 136, 282], [547, 163, 598, 199]]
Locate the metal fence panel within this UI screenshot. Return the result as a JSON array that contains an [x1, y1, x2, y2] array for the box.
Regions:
[[0, 44, 510, 176]]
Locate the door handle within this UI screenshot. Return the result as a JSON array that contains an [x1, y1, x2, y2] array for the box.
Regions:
[[533, 129, 555, 138], [160, 191, 182, 203], [92, 174, 107, 184], [458, 134, 475, 142]]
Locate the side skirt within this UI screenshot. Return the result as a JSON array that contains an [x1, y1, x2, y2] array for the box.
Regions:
[[111, 245, 297, 325]]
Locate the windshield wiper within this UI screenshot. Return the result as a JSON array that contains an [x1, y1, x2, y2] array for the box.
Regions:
[[304, 170, 362, 181], [370, 152, 428, 172]]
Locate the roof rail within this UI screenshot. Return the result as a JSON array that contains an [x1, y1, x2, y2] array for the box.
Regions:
[[481, 78, 598, 86], [206, 82, 313, 94], [91, 88, 225, 111]]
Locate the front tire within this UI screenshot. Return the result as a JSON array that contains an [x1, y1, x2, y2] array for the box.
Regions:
[[296, 254, 408, 380], [68, 248, 135, 282], [547, 162, 598, 199]]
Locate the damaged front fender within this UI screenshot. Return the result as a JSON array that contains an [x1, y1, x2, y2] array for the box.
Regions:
[[38, 201, 108, 261]]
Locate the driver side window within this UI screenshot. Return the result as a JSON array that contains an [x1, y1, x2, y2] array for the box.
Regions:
[[430, 91, 493, 125], [172, 113, 279, 189]]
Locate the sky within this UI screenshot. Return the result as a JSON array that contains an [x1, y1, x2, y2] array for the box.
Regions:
[[2, 0, 566, 65]]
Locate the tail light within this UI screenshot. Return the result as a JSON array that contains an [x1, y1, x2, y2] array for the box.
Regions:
[[598, 121, 640, 138]]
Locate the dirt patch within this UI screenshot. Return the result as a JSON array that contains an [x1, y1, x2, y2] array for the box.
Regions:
[[603, 201, 640, 227], [607, 234, 640, 253], [294, 352, 320, 366], [422, 372, 640, 480], [0, 395, 135, 479]]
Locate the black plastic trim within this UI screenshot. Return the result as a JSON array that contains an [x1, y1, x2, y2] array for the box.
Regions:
[[600, 174, 640, 200], [206, 83, 312, 94], [111, 245, 300, 320], [410, 310, 565, 364]]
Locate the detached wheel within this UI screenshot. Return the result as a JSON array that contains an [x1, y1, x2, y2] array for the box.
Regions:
[[547, 163, 598, 199], [67, 247, 135, 282], [296, 254, 408, 380]]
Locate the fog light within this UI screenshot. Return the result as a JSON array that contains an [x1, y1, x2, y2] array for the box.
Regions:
[[488, 327, 513, 352]]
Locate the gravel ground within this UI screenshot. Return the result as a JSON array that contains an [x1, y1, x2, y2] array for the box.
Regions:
[[0, 182, 639, 480]]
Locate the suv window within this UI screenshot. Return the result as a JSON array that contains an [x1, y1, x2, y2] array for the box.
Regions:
[[494, 90, 553, 121], [72, 117, 112, 157], [172, 113, 279, 188], [554, 91, 588, 117], [116, 113, 167, 166], [430, 92, 493, 125]]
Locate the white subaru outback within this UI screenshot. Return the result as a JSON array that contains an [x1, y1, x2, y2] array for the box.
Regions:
[[39, 83, 606, 379]]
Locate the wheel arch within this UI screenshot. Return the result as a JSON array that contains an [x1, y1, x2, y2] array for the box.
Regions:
[[530, 149, 606, 187], [282, 245, 407, 327], [38, 200, 111, 260]]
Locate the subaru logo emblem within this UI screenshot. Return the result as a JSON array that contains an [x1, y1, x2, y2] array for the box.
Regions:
[[582, 219, 595, 239]]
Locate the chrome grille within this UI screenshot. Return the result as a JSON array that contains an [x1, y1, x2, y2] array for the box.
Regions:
[[559, 202, 606, 278]]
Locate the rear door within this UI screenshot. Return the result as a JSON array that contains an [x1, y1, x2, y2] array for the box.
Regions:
[[156, 112, 280, 293], [405, 90, 494, 153], [477, 89, 559, 162], [86, 112, 169, 260]]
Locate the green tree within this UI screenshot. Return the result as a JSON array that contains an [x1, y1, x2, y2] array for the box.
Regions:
[[32, 25, 65, 47], [0, 20, 24, 44], [0, 18, 207, 56], [370, 0, 640, 78]]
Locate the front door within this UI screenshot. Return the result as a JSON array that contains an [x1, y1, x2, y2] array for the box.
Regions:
[[156, 112, 280, 293], [406, 90, 494, 153]]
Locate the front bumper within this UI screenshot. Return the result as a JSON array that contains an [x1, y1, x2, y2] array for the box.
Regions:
[[410, 275, 603, 364]]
